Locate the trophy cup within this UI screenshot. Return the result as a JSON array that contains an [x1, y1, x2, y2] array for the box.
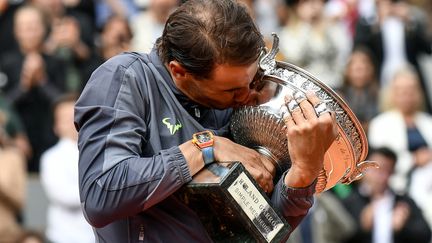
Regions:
[[177, 33, 377, 243]]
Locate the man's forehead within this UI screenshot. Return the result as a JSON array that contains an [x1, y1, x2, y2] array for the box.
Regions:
[[211, 61, 259, 75]]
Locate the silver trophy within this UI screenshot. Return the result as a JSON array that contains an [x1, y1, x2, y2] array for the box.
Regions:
[[179, 33, 377, 243], [230, 33, 377, 193]]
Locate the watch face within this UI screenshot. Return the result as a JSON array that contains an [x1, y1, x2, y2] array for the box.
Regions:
[[197, 133, 211, 142]]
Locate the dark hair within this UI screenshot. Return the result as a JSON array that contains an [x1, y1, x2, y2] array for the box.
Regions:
[[351, 45, 378, 73], [52, 92, 78, 113], [102, 15, 133, 43], [156, 0, 264, 79], [284, 0, 328, 7], [342, 45, 379, 87], [368, 147, 398, 166]]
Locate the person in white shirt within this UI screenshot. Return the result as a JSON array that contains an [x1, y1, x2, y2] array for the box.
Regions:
[[131, 0, 180, 53], [40, 94, 94, 243], [368, 66, 432, 227]]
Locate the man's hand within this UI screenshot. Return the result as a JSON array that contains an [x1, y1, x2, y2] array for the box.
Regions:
[[214, 136, 276, 193], [44, 17, 89, 60], [360, 202, 375, 231], [20, 52, 47, 90], [392, 201, 410, 232], [47, 17, 81, 49], [283, 91, 338, 188], [179, 135, 276, 193]]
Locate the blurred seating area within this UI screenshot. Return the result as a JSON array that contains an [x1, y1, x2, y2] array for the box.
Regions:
[[0, 0, 431, 242]]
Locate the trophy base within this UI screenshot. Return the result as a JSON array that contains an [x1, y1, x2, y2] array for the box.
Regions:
[[176, 162, 291, 243]]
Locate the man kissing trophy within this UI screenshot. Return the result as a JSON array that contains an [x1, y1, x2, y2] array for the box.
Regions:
[[178, 34, 377, 243]]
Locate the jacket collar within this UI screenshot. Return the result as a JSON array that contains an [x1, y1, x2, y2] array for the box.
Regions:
[[149, 48, 209, 120]]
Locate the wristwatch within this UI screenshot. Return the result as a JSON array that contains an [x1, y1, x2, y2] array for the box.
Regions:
[[192, 130, 215, 166]]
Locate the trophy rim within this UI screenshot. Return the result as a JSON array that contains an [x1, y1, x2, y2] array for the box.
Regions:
[[271, 60, 369, 164]]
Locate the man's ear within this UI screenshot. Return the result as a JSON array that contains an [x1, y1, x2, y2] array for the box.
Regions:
[[168, 60, 188, 81]]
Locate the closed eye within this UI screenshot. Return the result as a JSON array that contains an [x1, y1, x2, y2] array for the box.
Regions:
[[224, 88, 241, 93]]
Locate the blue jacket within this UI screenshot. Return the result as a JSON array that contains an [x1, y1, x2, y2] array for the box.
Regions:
[[74, 50, 315, 242]]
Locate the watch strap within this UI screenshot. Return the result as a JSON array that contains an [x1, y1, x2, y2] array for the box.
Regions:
[[202, 146, 215, 166]]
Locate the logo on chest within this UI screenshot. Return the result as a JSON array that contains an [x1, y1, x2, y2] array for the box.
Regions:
[[162, 117, 182, 135]]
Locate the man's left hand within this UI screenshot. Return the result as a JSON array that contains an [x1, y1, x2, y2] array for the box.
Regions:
[[283, 91, 338, 188]]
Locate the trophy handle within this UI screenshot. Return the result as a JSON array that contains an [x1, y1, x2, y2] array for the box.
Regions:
[[259, 33, 279, 76], [341, 160, 379, 184]]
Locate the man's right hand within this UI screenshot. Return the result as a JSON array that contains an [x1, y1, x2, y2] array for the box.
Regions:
[[179, 135, 276, 193], [213, 136, 276, 193]]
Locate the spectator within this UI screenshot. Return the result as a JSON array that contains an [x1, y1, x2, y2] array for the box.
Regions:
[[0, 94, 31, 160], [325, 0, 360, 39], [354, 0, 432, 112], [0, 4, 65, 172], [337, 46, 379, 133], [409, 140, 432, 228], [98, 15, 133, 61], [368, 66, 432, 193], [0, 0, 23, 57], [94, 0, 138, 28], [279, 0, 351, 88], [40, 93, 94, 243], [368, 65, 432, 228], [239, 0, 280, 37], [341, 147, 431, 243], [239, 0, 285, 60], [286, 191, 356, 243], [37, 0, 95, 92], [61, 0, 96, 28], [131, 0, 180, 53], [0, 110, 26, 242], [31, 0, 94, 46], [401, 0, 432, 34], [83, 15, 133, 79]]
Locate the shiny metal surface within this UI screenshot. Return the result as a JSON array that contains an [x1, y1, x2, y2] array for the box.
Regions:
[[230, 34, 377, 193]]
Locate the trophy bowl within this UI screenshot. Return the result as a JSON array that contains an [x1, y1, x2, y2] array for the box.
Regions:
[[230, 34, 377, 193]]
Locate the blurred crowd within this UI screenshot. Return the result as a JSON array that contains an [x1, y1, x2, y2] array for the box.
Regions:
[[0, 0, 431, 242]]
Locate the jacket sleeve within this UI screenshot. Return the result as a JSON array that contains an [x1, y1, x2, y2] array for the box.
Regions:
[[74, 55, 192, 228], [271, 171, 315, 237]]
